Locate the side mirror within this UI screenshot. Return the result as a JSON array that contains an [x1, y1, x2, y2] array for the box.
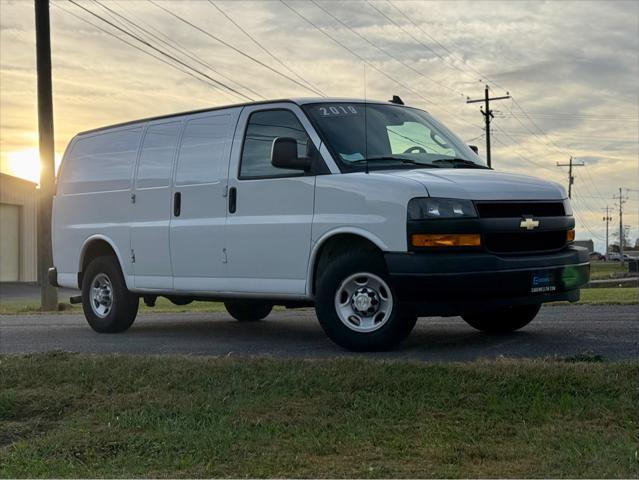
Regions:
[[271, 137, 311, 171], [468, 145, 479, 155]]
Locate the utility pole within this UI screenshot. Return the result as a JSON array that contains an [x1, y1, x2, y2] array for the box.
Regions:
[[35, 0, 58, 310], [613, 187, 628, 265], [602, 205, 612, 261], [556, 156, 585, 199], [466, 85, 510, 167]]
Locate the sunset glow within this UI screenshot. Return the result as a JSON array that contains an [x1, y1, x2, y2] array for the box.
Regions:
[[5, 147, 61, 185], [0, 0, 637, 251]]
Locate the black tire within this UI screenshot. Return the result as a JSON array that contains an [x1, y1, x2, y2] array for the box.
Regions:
[[224, 300, 273, 322], [462, 304, 541, 334], [315, 251, 417, 351], [81, 256, 139, 333]]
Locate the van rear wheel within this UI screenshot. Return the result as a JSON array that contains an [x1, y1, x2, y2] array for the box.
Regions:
[[224, 301, 273, 322], [81, 256, 139, 333], [462, 304, 541, 334], [315, 251, 416, 351]]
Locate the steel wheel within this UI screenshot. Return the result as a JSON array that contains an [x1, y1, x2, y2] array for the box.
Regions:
[[90, 272, 113, 319], [334, 272, 394, 333]]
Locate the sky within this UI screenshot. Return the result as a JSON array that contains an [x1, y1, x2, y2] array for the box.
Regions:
[[1, 0, 638, 252]]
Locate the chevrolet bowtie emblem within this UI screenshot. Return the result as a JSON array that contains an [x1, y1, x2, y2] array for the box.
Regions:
[[520, 217, 540, 230]]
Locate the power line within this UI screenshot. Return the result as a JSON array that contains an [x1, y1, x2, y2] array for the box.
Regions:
[[492, 130, 638, 143], [96, 0, 266, 100], [310, 0, 464, 97], [66, 0, 255, 101], [53, 2, 243, 100], [385, 0, 509, 91], [510, 97, 573, 156], [573, 208, 604, 241], [208, 0, 325, 97], [581, 163, 607, 200], [495, 112, 639, 121], [498, 99, 611, 209], [365, 1, 477, 83], [490, 134, 561, 176], [279, 0, 483, 135], [148, 0, 323, 96]]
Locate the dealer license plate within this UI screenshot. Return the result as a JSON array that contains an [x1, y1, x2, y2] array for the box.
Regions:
[[531, 271, 557, 293]]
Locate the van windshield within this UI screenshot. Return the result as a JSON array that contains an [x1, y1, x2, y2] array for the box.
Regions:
[[303, 102, 487, 171]]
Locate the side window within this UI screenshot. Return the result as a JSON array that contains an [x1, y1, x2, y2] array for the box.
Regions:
[[62, 128, 142, 194], [240, 110, 310, 179], [387, 122, 455, 156], [176, 114, 231, 185], [136, 122, 181, 189]]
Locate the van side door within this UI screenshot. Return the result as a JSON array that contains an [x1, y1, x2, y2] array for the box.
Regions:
[[131, 120, 182, 289], [225, 104, 321, 296], [170, 109, 240, 292]]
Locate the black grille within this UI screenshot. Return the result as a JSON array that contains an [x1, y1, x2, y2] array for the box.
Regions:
[[476, 202, 565, 218], [485, 231, 567, 254]]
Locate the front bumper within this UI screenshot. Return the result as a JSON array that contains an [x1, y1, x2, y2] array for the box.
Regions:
[[384, 246, 590, 316]]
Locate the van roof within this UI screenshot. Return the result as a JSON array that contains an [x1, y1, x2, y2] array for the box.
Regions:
[[76, 97, 401, 136]]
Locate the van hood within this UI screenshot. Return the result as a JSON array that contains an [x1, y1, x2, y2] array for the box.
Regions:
[[384, 168, 566, 200]]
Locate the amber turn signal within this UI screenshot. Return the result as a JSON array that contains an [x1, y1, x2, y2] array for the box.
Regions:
[[411, 233, 481, 248], [567, 229, 576, 242]]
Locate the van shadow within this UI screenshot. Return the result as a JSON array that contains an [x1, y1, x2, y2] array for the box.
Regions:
[[127, 313, 550, 360]]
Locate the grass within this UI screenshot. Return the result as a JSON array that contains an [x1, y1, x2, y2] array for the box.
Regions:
[[0, 297, 227, 316], [1, 353, 638, 478], [1, 287, 637, 315], [572, 287, 639, 305], [590, 261, 630, 280]]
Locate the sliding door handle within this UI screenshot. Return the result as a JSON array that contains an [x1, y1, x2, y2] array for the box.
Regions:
[[228, 187, 237, 214], [173, 191, 181, 217]]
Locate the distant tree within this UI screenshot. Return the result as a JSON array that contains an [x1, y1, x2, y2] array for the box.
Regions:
[[612, 226, 632, 251]]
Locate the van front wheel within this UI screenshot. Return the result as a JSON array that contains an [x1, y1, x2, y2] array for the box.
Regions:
[[315, 251, 416, 351], [81, 256, 139, 333], [462, 304, 541, 334], [224, 301, 273, 322]]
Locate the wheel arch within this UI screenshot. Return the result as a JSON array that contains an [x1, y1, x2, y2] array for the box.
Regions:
[[307, 228, 387, 297], [78, 235, 127, 289]]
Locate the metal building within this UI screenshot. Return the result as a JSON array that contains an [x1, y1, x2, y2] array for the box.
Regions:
[[0, 173, 38, 282]]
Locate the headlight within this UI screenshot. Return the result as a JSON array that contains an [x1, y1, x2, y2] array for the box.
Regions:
[[408, 197, 477, 220], [563, 198, 573, 216]]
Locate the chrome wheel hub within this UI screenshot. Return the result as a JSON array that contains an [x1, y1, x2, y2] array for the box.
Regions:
[[90, 273, 113, 318], [351, 287, 380, 316], [334, 272, 393, 333]]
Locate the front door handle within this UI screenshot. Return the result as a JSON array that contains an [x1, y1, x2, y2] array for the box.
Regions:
[[228, 187, 237, 214], [173, 191, 181, 216]]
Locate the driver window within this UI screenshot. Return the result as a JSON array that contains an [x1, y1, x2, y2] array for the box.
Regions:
[[240, 109, 310, 179], [387, 122, 455, 156]]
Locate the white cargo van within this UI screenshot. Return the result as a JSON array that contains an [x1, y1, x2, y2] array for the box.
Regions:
[[50, 98, 590, 351]]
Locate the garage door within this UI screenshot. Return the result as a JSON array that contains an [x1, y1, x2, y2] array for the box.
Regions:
[[0, 203, 20, 282]]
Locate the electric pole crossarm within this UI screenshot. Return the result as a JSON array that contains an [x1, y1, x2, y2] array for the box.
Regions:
[[466, 95, 511, 103]]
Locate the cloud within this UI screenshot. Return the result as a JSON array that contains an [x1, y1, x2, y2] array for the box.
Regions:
[[1, 0, 637, 251]]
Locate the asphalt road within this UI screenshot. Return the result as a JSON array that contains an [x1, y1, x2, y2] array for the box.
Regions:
[[1, 305, 637, 361]]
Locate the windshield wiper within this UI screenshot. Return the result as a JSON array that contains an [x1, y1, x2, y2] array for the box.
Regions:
[[431, 158, 490, 169], [352, 156, 438, 167]]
